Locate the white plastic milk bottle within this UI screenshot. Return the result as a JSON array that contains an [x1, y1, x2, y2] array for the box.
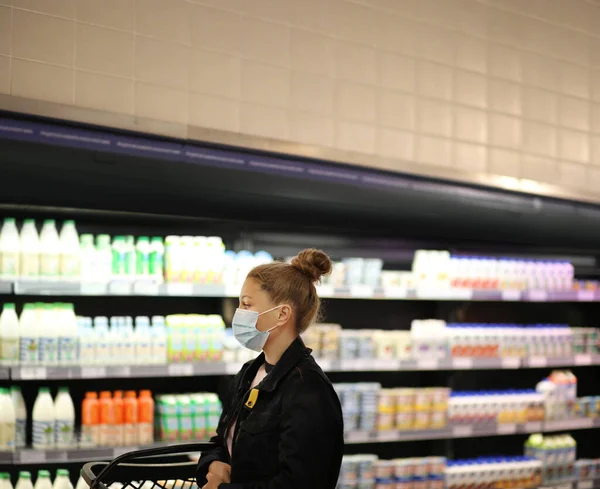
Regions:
[[10, 386, 26, 448], [121, 317, 135, 364], [0, 218, 20, 280], [39, 304, 58, 366], [59, 221, 80, 280], [52, 470, 73, 489], [74, 472, 87, 489], [19, 304, 40, 365], [94, 317, 110, 365], [32, 387, 55, 449], [33, 471, 52, 489], [78, 317, 95, 365], [54, 387, 75, 448], [0, 303, 20, 365], [19, 219, 40, 280], [0, 473, 14, 489], [151, 316, 168, 364], [58, 303, 78, 366], [39, 220, 60, 280], [134, 317, 152, 365], [15, 472, 33, 489], [0, 388, 15, 451], [79, 235, 96, 282]]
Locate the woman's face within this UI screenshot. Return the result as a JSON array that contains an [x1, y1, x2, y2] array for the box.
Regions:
[[239, 278, 291, 335]]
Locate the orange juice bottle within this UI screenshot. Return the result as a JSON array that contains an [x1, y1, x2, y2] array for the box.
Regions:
[[124, 391, 138, 446], [113, 391, 124, 446], [81, 392, 99, 447], [138, 390, 154, 445], [99, 391, 114, 446]]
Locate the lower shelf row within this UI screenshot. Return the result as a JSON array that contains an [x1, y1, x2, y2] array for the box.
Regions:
[[4, 418, 600, 465]]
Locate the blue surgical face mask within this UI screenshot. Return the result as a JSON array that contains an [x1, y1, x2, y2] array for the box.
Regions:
[[232, 305, 283, 352]]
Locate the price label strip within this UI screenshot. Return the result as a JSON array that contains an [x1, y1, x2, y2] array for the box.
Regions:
[[452, 425, 473, 437]]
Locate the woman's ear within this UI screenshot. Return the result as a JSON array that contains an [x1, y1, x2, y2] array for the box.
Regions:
[[277, 304, 293, 326]]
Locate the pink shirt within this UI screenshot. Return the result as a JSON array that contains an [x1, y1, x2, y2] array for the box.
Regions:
[[226, 365, 269, 457]]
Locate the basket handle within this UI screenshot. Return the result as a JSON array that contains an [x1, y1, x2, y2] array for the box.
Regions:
[[87, 443, 215, 489]]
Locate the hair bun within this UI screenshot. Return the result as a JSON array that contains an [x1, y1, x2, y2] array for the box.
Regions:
[[291, 248, 333, 283]]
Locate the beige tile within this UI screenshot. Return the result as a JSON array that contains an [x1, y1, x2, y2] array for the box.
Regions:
[[559, 96, 589, 132], [522, 87, 557, 125], [559, 129, 589, 164], [523, 121, 557, 157], [13, 0, 75, 18], [588, 167, 600, 191], [242, 17, 290, 68], [455, 34, 487, 74], [455, 107, 487, 144], [417, 61, 453, 101], [453, 0, 488, 38], [521, 52, 558, 92], [76, 0, 134, 31], [334, 42, 376, 85], [336, 120, 376, 154], [135, 36, 189, 91], [592, 70, 600, 103], [521, 154, 558, 183], [376, 14, 417, 55], [0, 55, 9, 94], [591, 136, 600, 165], [488, 79, 521, 116], [488, 114, 521, 149], [377, 52, 415, 93], [241, 61, 290, 108], [135, 83, 188, 124], [488, 44, 521, 82], [454, 70, 487, 109], [416, 0, 457, 29], [454, 142, 487, 173], [417, 99, 453, 137], [555, 28, 590, 67], [415, 23, 454, 65], [488, 8, 521, 46], [518, 17, 558, 57], [376, 127, 415, 161], [189, 93, 240, 132], [377, 90, 416, 131], [190, 5, 244, 56], [75, 71, 133, 114], [291, 72, 334, 116], [559, 161, 587, 189], [189, 49, 241, 99], [336, 82, 376, 123], [290, 29, 334, 77], [559, 62, 590, 100], [11, 58, 72, 103], [592, 103, 600, 133], [416, 135, 453, 167], [489, 148, 521, 178], [240, 103, 288, 140], [0, 7, 10, 55], [290, 0, 332, 32], [135, 0, 190, 44], [289, 113, 334, 147], [556, 0, 595, 33], [76, 24, 133, 77], [0, 0, 11, 6], [12, 10, 74, 66], [332, 0, 377, 47], [236, 0, 291, 25]]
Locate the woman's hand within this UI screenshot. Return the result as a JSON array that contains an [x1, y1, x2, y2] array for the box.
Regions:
[[202, 471, 226, 489], [203, 461, 232, 488]]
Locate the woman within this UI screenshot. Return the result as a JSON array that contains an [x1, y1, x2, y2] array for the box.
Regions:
[[196, 249, 344, 489]]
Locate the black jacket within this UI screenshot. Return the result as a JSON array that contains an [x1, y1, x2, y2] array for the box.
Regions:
[[196, 337, 344, 489]]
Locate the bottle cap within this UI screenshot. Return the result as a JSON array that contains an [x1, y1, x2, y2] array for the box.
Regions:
[[137, 236, 149, 243], [3, 303, 15, 309], [114, 391, 123, 398], [37, 470, 50, 478], [126, 391, 137, 398], [100, 391, 112, 398], [23, 219, 35, 224], [140, 390, 151, 397], [4, 218, 15, 224], [151, 237, 163, 243], [64, 220, 75, 225], [56, 469, 69, 477], [18, 472, 31, 479], [86, 392, 98, 399], [39, 387, 50, 394], [58, 387, 69, 393], [0, 473, 9, 479], [10, 386, 21, 393], [43, 219, 55, 225]]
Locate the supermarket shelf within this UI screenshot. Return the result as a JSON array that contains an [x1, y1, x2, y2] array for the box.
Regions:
[[4, 280, 600, 302], [9, 354, 600, 380], [345, 418, 600, 445], [4, 419, 600, 465], [10, 362, 243, 380]]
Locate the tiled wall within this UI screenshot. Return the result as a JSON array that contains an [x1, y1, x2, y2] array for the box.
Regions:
[[1, 0, 600, 194]]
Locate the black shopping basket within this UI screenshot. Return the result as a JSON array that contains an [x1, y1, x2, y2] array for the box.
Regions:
[[82, 443, 215, 489]]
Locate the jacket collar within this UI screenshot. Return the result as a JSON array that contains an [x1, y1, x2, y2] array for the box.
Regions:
[[248, 336, 311, 393]]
